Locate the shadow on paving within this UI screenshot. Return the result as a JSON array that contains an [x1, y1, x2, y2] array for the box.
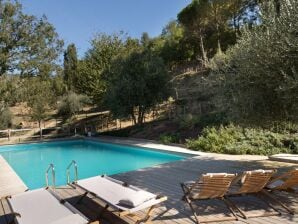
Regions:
[[2, 156, 296, 224], [110, 156, 298, 223]]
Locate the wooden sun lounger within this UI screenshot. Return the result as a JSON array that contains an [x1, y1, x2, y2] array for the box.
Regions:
[[266, 168, 298, 192], [5, 188, 91, 224], [72, 175, 167, 224], [225, 169, 280, 219], [181, 173, 238, 223], [262, 168, 298, 214]]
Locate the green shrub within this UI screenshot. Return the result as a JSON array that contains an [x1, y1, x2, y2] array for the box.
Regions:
[[178, 112, 227, 129], [0, 105, 12, 129], [58, 92, 90, 119], [198, 112, 228, 128], [159, 133, 180, 144], [178, 114, 200, 129], [186, 124, 297, 155]]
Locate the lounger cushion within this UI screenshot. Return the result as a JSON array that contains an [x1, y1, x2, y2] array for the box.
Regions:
[[50, 214, 87, 224], [8, 189, 87, 224], [119, 190, 155, 208]]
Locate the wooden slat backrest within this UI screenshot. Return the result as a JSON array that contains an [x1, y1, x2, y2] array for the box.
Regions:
[[189, 173, 236, 200], [275, 168, 298, 190], [238, 170, 275, 194]]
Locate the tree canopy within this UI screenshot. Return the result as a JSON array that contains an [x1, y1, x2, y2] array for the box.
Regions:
[[0, 0, 297, 133], [63, 44, 78, 91], [204, 0, 298, 125], [105, 49, 170, 124], [0, 0, 63, 78], [76, 33, 125, 104]]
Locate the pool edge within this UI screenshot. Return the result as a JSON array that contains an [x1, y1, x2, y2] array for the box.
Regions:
[[87, 136, 204, 157], [0, 155, 28, 197]]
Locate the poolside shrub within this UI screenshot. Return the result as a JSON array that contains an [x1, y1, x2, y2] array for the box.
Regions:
[[159, 133, 180, 144], [186, 124, 297, 155], [0, 105, 12, 129]]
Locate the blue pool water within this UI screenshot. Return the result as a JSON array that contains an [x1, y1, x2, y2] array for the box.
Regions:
[[0, 140, 186, 189]]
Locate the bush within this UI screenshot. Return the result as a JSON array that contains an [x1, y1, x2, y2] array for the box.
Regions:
[[178, 114, 200, 129], [58, 92, 90, 119], [198, 112, 228, 128], [186, 124, 297, 155], [159, 133, 181, 144], [0, 105, 12, 129]]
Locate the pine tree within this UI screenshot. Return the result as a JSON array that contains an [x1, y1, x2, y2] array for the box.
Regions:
[[63, 44, 78, 91]]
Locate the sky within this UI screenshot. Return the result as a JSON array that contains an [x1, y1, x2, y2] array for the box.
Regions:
[[19, 0, 192, 58]]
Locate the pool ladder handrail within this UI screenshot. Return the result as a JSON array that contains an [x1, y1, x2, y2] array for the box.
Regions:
[[45, 163, 56, 188], [66, 160, 78, 184]]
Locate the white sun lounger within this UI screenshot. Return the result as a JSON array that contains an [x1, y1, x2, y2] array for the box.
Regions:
[[6, 188, 89, 224], [73, 175, 167, 223]]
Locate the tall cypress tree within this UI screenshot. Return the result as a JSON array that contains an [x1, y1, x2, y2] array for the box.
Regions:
[[63, 44, 78, 91]]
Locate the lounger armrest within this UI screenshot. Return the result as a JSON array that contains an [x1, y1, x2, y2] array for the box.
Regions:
[[10, 212, 21, 218], [156, 195, 167, 202]]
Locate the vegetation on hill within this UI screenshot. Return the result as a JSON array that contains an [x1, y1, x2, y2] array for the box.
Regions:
[[0, 0, 297, 155], [186, 124, 298, 155]]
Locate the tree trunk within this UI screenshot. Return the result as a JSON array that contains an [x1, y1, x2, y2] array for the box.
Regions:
[[213, 4, 222, 54], [199, 33, 208, 66], [274, 0, 281, 17], [131, 108, 137, 125], [137, 106, 144, 124]]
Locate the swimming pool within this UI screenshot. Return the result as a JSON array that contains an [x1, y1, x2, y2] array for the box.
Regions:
[[0, 140, 186, 189]]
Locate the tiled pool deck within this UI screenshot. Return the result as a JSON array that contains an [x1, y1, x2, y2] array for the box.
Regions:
[[0, 137, 297, 224]]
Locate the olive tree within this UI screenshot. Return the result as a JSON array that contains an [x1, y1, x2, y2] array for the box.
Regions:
[[0, 103, 12, 129], [220, 0, 298, 124], [58, 92, 90, 120], [105, 50, 170, 124]]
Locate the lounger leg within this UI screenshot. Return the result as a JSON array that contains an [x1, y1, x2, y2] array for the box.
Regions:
[[134, 205, 157, 224], [181, 185, 238, 223], [222, 198, 238, 221], [261, 190, 295, 215], [255, 192, 282, 216], [180, 183, 199, 223], [224, 197, 247, 219], [76, 192, 88, 204], [226, 194, 281, 219], [185, 196, 201, 224], [180, 183, 191, 201]]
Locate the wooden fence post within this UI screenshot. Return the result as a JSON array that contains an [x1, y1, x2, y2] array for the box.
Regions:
[[8, 129, 10, 141]]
